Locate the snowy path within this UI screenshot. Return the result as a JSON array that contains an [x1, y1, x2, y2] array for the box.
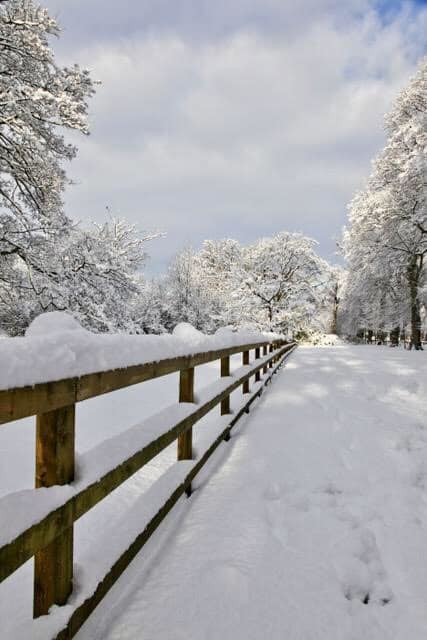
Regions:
[[73, 345, 427, 640]]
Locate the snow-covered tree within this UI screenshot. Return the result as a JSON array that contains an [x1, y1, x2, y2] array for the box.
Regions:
[[0, 1, 163, 335], [343, 59, 427, 348], [0, 217, 157, 334], [159, 247, 223, 333], [195, 239, 243, 326], [196, 239, 241, 297], [301, 264, 348, 336], [324, 266, 346, 334], [0, 0, 96, 332], [235, 232, 326, 333], [0, 0, 94, 245], [130, 277, 169, 335], [53, 220, 157, 333], [154, 233, 331, 336]]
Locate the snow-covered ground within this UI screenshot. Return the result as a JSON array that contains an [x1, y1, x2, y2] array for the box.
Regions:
[[75, 344, 427, 640], [1, 344, 426, 639]]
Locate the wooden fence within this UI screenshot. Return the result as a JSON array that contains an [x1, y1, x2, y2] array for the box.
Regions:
[[0, 338, 296, 639]]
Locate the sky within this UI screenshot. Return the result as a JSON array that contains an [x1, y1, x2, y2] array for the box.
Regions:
[[43, 0, 427, 273]]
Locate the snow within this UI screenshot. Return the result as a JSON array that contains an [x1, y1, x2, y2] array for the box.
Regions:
[[0, 353, 275, 550], [0, 313, 281, 390], [172, 321, 206, 344], [1, 345, 426, 639], [75, 345, 426, 640], [25, 312, 86, 337]]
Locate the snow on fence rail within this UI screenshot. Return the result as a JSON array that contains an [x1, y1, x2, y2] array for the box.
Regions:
[[0, 325, 296, 640]]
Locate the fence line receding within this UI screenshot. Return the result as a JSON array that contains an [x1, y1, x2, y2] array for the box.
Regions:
[[0, 338, 296, 640]]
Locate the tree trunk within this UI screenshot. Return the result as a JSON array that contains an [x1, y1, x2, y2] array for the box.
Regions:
[[407, 255, 423, 351], [268, 304, 273, 330], [390, 326, 400, 346], [330, 283, 339, 334], [376, 328, 386, 345]]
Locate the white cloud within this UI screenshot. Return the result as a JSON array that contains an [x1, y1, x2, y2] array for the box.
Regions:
[[50, 1, 427, 271]]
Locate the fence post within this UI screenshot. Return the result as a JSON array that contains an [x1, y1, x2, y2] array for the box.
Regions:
[[242, 350, 250, 394], [269, 343, 274, 368], [34, 405, 75, 618], [220, 356, 231, 441], [255, 347, 261, 382], [177, 368, 194, 495], [220, 356, 231, 416], [263, 345, 268, 374]]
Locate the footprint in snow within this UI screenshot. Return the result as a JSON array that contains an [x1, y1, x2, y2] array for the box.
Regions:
[[263, 482, 282, 501], [339, 527, 393, 607], [312, 481, 343, 509]]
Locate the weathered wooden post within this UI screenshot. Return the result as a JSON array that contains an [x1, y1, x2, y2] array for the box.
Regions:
[[269, 343, 274, 368], [255, 347, 261, 382], [220, 356, 232, 440], [177, 368, 194, 495], [242, 350, 250, 394], [220, 356, 231, 416], [34, 405, 75, 617], [263, 345, 268, 374]]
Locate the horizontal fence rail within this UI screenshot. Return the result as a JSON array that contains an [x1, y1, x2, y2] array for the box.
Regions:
[[0, 338, 296, 639], [0, 341, 279, 425]]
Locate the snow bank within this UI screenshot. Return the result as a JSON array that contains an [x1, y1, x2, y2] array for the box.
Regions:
[[0, 313, 284, 391]]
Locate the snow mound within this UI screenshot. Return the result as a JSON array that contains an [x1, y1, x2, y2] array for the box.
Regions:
[[172, 323, 205, 346], [26, 312, 87, 337]]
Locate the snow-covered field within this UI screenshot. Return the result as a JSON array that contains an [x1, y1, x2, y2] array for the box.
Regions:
[[1, 344, 427, 639]]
